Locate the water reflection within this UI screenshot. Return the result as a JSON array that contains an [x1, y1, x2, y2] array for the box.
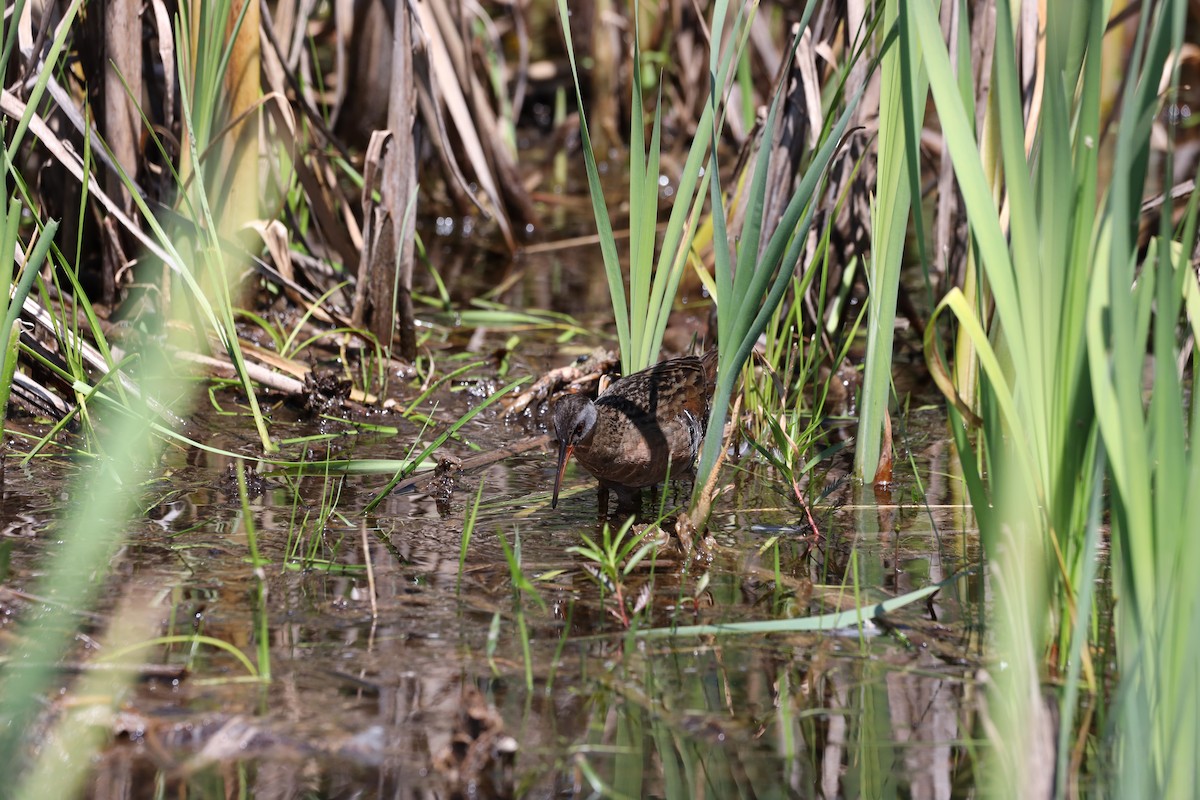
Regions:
[[4, 395, 979, 798]]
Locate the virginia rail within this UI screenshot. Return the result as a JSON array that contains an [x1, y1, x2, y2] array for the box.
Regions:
[[551, 349, 718, 515]]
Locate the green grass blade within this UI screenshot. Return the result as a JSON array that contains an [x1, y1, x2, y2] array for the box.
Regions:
[[555, 0, 630, 369], [640, 570, 964, 638], [856, 7, 924, 481]]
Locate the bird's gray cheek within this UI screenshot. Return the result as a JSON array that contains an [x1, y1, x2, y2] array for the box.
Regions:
[[683, 411, 702, 450]]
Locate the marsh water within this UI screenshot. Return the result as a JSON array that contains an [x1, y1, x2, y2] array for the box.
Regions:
[[0, 237, 984, 799]]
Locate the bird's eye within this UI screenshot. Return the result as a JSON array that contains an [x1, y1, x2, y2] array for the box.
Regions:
[[575, 423, 585, 437]]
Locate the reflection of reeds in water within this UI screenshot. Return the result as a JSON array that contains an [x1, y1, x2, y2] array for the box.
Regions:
[[566, 631, 973, 798]]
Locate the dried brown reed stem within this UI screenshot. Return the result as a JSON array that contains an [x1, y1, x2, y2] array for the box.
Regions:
[[687, 393, 740, 528]]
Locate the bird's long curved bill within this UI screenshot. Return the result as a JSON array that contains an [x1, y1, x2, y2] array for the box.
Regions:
[[552, 440, 574, 509]]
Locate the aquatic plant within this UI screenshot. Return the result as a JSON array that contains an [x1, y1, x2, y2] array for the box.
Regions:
[[912, 0, 1099, 790], [1086, 7, 1200, 796], [853, 0, 924, 484], [906, 0, 1197, 794], [497, 528, 544, 692], [690, 12, 870, 522], [0, 0, 1194, 795], [0, 2, 267, 789], [556, 0, 732, 376], [567, 516, 659, 627], [560, 0, 875, 522]]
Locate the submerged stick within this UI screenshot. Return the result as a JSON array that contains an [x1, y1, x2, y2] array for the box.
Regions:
[[385, 433, 552, 497]]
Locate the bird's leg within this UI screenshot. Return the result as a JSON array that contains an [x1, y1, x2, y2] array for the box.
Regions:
[[597, 484, 610, 518], [612, 487, 641, 519]]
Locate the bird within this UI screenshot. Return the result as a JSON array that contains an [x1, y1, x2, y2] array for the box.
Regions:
[[551, 349, 719, 515]]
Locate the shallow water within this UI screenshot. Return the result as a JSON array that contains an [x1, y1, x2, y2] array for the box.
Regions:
[[1, 356, 983, 798]]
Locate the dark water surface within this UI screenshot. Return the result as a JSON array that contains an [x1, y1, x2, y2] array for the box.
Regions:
[[1, 357, 983, 798]]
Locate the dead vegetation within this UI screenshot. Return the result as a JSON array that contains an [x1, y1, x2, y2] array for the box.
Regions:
[[3, 1, 922, 432]]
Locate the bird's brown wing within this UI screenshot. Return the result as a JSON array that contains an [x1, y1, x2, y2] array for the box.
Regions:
[[597, 355, 711, 425], [583, 355, 713, 487]]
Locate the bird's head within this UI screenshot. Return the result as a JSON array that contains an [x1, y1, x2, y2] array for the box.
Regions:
[[551, 393, 597, 508]]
